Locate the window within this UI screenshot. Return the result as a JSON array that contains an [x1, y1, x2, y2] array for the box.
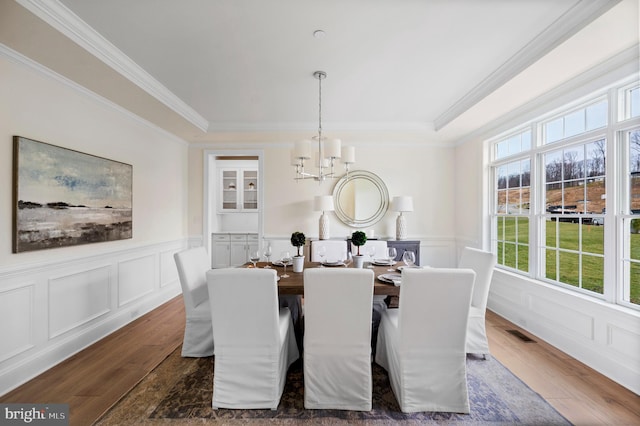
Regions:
[[495, 130, 531, 160], [490, 76, 640, 310], [621, 84, 640, 120], [543, 100, 607, 144], [543, 140, 605, 296], [494, 158, 530, 272]]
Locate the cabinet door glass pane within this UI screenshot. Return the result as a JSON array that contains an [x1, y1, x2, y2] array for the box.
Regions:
[[222, 170, 238, 210], [243, 170, 258, 210]]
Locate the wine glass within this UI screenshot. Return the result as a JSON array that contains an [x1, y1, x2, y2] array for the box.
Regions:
[[249, 250, 260, 268], [402, 250, 416, 269], [280, 251, 292, 278], [387, 247, 397, 271], [263, 245, 272, 268], [342, 251, 352, 267], [317, 245, 327, 267], [366, 245, 376, 268]]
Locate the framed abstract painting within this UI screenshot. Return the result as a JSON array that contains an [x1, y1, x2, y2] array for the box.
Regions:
[[12, 136, 133, 253]]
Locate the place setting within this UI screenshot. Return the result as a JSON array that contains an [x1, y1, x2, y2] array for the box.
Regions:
[[377, 273, 402, 286], [320, 260, 346, 267], [272, 251, 293, 278], [375, 248, 402, 286], [395, 250, 425, 272], [319, 252, 351, 267], [376, 250, 421, 286], [316, 246, 351, 267]]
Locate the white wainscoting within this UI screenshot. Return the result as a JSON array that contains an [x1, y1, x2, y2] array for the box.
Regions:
[[488, 269, 640, 395], [0, 283, 34, 363], [49, 266, 111, 339], [419, 238, 459, 267], [117, 254, 156, 307], [0, 239, 187, 396]]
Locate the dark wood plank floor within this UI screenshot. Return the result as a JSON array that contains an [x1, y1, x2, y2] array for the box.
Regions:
[[1, 296, 638, 425]]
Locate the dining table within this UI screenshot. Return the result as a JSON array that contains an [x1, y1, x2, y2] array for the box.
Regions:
[[245, 260, 402, 297]]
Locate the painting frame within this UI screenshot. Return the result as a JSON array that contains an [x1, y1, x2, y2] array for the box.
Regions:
[[12, 136, 133, 253]]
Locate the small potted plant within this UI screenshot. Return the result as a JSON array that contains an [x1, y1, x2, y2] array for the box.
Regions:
[[290, 231, 306, 272], [351, 230, 367, 268]]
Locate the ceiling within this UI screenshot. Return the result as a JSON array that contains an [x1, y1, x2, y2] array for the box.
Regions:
[[3, 0, 638, 144]]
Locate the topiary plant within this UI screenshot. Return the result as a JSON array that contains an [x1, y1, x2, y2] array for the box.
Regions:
[[290, 231, 306, 257], [351, 230, 367, 256]]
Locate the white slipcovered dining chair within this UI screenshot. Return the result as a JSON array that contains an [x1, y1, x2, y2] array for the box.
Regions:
[[375, 267, 476, 413], [310, 240, 348, 263], [351, 240, 387, 348], [174, 247, 215, 357], [459, 247, 497, 356], [303, 268, 374, 410], [206, 268, 299, 410], [350, 239, 389, 352]]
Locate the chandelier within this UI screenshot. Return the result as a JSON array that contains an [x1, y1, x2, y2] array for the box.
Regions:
[[292, 71, 355, 182]]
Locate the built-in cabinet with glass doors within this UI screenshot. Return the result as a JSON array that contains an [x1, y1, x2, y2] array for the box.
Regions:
[[219, 168, 258, 212]]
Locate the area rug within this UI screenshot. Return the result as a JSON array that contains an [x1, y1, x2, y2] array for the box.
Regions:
[[95, 348, 571, 425]]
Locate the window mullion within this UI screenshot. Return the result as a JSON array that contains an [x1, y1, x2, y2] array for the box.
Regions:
[[602, 87, 618, 303], [530, 124, 541, 279]]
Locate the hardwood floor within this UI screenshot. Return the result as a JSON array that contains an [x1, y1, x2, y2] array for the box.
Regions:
[[0, 297, 185, 426], [486, 310, 640, 425], [1, 296, 638, 425]]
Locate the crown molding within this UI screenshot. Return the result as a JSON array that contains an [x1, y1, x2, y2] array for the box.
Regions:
[[206, 121, 434, 133], [453, 43, 639, 147], [0, 43, 189, 147], [192, 138, 449, 150], [15, 0, 209, 132], [434, 0, 622, 132]]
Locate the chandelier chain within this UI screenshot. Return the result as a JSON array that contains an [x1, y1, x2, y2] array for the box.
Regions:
[[318, 71, 322, 151]]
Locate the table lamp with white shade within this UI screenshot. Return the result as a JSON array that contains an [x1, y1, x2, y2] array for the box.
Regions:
[[392, 196, 413, 240], [314, 195, 334, 240]]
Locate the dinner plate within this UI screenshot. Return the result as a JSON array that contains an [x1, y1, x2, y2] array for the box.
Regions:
[[396, 265, 423, 272], [272, 261, 288, 267], [377, 273, 402, 286], [371, 259, 397, 266], [322, 261, 345, 267]]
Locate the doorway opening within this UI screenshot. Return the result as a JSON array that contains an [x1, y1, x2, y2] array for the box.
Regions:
[[203, 149, 264, 258]]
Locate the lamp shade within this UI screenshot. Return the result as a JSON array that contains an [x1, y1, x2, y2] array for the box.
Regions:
[[324, 139, 342, 159], [314, 151, 330, 168], [290, 151, 302, 166], [392, 196, 414, 212], [294, 139, 312, 159], [341, 146, 355, 164], [314, 195, 334, 212]]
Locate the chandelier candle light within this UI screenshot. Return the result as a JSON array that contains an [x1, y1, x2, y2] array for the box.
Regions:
[[314, 195, 334, 240], [392, 196, 414, 240], [292, 71, 355, 182]]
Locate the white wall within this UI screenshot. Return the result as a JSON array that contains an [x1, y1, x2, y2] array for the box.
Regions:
[[0, 49, 188, 394], [190, 142, 458, 267]]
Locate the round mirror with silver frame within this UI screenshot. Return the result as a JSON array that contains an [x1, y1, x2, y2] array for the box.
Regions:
[[332, 170, 389, 228]]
